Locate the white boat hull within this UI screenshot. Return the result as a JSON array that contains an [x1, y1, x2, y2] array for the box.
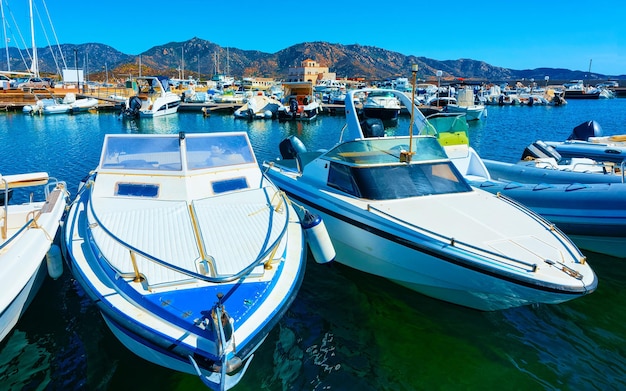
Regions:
[[0, 179, 68, 342], [267, 170, 595, 311]]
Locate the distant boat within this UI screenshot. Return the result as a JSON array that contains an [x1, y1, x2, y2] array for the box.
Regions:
[[361, 90, 401, 120], [563, 80, 601, 99], [442, 87, 486, 121], [233, 93, 283, 119], [42, 93, 98, 115], [277, 81, 321, 121], [120, 76, 181, 118]]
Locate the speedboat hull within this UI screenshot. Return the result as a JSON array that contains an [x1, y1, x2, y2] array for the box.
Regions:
[[266, 166, 596, 311]]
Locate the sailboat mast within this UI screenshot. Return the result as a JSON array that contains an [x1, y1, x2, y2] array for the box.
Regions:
[[29, 0, 38, 77], [1, 1, 9, 71]]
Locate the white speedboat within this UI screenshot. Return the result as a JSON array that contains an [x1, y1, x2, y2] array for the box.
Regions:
[[233, 93, 283, 119], [22, 98, 58, 115], [361, 90, 401, 120], [62, 132, 328, 390], [0, 172, 68, 342], [263, 88, 597, 311], [443, 87, 486, 121], [42, 93, 99, 115], [120, 76, 181, 118]]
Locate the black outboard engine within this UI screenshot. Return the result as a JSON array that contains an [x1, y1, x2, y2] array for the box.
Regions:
[[279, 135, 307, 159], [124, 96, 143, 118], [360, 118, 385, 138], [521, 140, 562, 161], [289, 98, 299, 119], [567, 120, 603, 141]]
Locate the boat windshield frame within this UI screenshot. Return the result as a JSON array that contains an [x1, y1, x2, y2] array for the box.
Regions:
[[321, 137, 472, 200], [98, 132, 256, 173], [323, 136, 448, 166]]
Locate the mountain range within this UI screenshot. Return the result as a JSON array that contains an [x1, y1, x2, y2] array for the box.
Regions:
[[1, 37, 621, 83]]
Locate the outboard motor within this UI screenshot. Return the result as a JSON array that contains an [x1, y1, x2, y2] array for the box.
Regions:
[[521, 140, 562, 161], [124, 96, 143, 118], [289, 98, 299, 119], [567, 120, 603, 141], [279, 135, 307, 160], [360, 118, 385, 138]]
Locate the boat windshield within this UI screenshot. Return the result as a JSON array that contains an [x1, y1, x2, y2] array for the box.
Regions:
[[328, 160, 472, 200], [324, 137, 447, 165], [99, 133, 256, 171]]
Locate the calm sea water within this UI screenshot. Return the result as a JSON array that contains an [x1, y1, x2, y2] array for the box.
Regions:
[[1, 99, 626, 391]]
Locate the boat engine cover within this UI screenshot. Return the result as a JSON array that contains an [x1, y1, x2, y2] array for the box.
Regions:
[[361, 118, 385, 138], [279, 136, 307, 159], [568, 120, 603, 141]]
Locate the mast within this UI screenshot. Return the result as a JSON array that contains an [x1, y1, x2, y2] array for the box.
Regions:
[[1, 1, 9, 71], [29, 0, 38, 76]]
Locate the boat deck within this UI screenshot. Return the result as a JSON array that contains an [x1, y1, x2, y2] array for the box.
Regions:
[[88, 187, 287, 288]]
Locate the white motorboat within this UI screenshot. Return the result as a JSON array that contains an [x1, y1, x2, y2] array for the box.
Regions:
[[277, 82, 321, 121], [361, 90, 402, 120], [42, 93, 99, 115], [63, 132, 331, 390], [22, 98, 58, 115], [0, 171, 68, 342], [233, 93, 283, 119], [263, 88, 597, 311], [120, 76, 181, 118], [443, 87, 486, 121]]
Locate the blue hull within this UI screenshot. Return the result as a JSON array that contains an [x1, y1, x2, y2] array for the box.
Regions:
[[484, 159, 624, 184]]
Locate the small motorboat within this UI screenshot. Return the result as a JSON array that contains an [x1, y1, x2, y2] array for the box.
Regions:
[[42, 93, 99, 115], [263, 88, 597, 311], [120, 76, 181, 118], [277, 82, 321, 121], [361, 90, 401, 121], [0, 171, 68, 342], [233, 93, 283, 119], [63, 132, 332, 389]]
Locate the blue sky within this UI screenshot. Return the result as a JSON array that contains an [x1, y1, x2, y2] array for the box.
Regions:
[[5, 0, 626, 75]]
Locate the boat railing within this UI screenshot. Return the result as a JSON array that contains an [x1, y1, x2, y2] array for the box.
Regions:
[[85, 183, 290, 284], [368, 204, 542, 272], [1, 176, 65, 240]]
